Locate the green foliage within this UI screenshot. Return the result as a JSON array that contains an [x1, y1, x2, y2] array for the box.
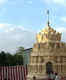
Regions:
[[0, 46, 25, 66], [0, 51, 7, 66], [16, 47, 24, 54], [15, 46, 25, 65], [0, 47, 24, 66], [14, 54, 23, 65]]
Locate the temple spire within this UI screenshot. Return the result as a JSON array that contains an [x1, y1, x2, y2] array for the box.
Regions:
[[47, 10, 50, 26]]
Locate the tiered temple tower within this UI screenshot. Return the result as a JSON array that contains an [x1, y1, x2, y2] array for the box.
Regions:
[[27, 12, 66, 80]]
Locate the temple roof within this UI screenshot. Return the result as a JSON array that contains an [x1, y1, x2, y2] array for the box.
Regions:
[[36, 24, 61, 43], [40, 25, 56, 34]]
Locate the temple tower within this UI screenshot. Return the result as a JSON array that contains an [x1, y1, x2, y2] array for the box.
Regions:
[[27, 12, 66, 80]]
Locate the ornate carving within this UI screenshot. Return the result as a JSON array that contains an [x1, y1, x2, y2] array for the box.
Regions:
[[36, 26, 61, 43]]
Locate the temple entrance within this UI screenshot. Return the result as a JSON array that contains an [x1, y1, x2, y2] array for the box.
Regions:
[[46, 62, 53, 74]]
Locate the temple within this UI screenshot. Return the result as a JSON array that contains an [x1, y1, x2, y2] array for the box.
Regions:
[[27, 13, 66, 80]]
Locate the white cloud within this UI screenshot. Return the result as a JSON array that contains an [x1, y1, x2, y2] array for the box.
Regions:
[[53, 0, 65, 5], [0, 23, 36, 53], [61, 17, 66, 22], [55, 27, 66, 33], [0, 0, 8, 6], [1, 23, 66, 53], [42, 0, 66, 5], [55, 26, 66, 42]]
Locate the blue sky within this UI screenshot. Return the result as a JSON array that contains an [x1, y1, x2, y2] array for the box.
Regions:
[[0, 0, 66, 53], [1, 0, 66, 30]]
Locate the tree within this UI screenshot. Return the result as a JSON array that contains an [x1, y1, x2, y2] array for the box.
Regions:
[[14, 54, 23, 65], [15, 46, 25, 65], [0, 51, 7, 66], [6, 53, 14, 66], [16, 47, 24, 54], [0, 47, 24, 66]]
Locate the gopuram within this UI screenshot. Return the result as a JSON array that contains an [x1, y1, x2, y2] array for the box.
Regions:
[[27, 12, 66, 80]]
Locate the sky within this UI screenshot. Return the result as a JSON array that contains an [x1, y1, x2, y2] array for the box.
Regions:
[[0, 0, 66, 53]]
